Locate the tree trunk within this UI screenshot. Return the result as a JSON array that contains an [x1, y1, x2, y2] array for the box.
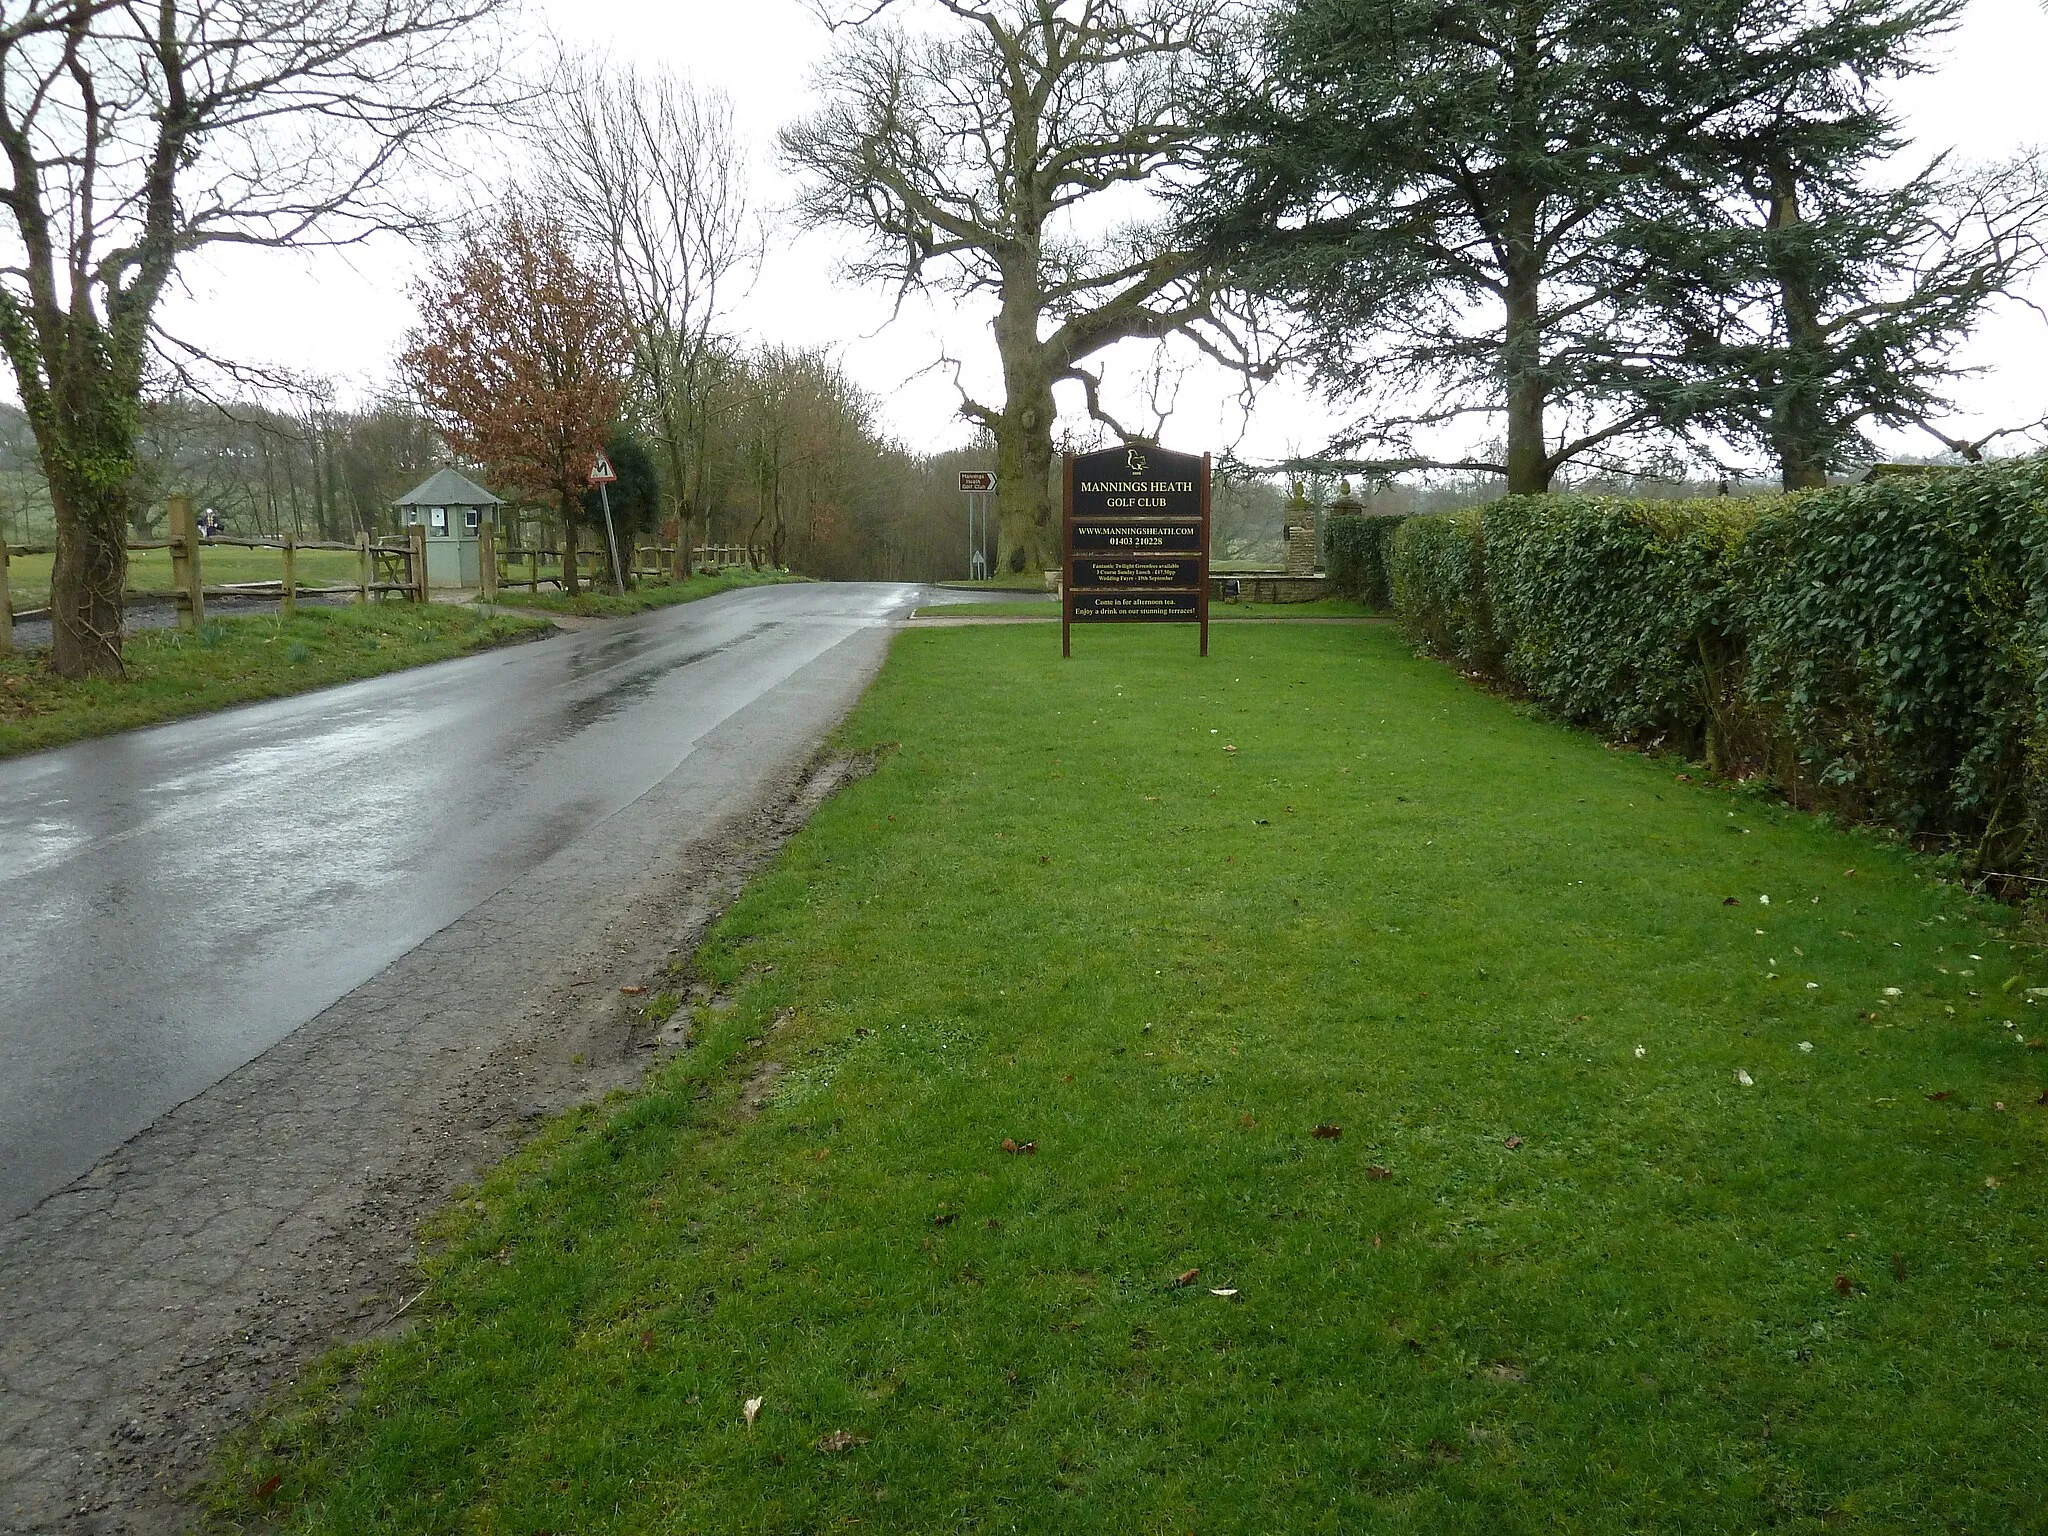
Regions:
[[560, 500, 582, 595], [48, 468, 128, 679], [994, 375, 1057, 577], [1765, 162, 1830, 491], [991, 255, 1058, 575], [35, 334, 142, 679], [1502, 189, 1551, 495]]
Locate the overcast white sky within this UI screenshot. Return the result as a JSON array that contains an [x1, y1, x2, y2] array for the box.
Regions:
[[156, 0, 2048, 472]]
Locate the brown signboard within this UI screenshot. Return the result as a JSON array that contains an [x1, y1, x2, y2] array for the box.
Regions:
[[959, 470, 995, 493], [1063, 445, 1210, 657]]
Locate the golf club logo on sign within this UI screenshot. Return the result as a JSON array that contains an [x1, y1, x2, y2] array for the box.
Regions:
[[1062, 444, 1211, 658]]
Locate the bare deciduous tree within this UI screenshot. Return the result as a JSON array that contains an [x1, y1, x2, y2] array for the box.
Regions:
[[0, 0, 516, 679], [782, 0, 1264, 573], [544, 55, 761, 576]]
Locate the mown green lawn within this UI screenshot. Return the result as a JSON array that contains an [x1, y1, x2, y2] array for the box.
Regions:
[[493, 567, 802, 617], [0, 604, 548, 757], [212, 624, 2048, 1532]]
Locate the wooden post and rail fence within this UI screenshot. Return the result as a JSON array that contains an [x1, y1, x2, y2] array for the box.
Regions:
[[0, 499, 775, 654], [0, 494, 429, 655], [489, 541, 769, 593]]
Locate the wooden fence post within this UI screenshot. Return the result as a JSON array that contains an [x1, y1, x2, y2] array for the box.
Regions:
[[410, 524, 428, 602], [478, 519, 496, 603], [528, 548, 539, 592], [0, 537, 12, 657], [281, 531, 297, 617], [167, 494, 203, 630], [356, 532, 371, 604]]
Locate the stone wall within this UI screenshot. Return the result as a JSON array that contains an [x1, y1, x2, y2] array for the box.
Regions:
[[1210, 573, 1328, 604]]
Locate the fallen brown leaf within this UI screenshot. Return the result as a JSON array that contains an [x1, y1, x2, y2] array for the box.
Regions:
[[1239, 1112, 1256, 1128], [816, 1430, 868, 1454], [1173, 1267, 1201, 1287], [1722, 896, 1739, 906], [933, 1211, 959, 1227], [1312, 1124, 1342, 1140], [1926, 1090, 1954, 1102], [620, 985, 647, 996], [254, 1473, 282, 1500], [1001, 1138, 1037, 1155], [1365, 1165, 1393, 1180], [1503, 1135, 1524, 1150], [1834, 1275, 1852, 1297], [639, 1329, 654, 1350]]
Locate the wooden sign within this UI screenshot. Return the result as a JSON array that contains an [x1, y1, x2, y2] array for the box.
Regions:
[[959, 470, 996, 493], [1063, 445, 1210, 657]]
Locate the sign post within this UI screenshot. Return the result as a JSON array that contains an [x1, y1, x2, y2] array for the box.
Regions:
[[1062, 444, 1210, 658], [960, 470, 995, 580], [588, 450, 625, 594]]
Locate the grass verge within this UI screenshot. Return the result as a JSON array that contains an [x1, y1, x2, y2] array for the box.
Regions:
[[209, 624, 2048, 1531], [0, 604, 548, 758], [494, 567, 803, 617], [930, 573, 1056, 592]]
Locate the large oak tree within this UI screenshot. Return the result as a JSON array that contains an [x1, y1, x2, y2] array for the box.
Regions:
[[782, 0, 1261, 572]]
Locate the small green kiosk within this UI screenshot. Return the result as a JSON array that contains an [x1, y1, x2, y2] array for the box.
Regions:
[[393, 468, 502, 588]]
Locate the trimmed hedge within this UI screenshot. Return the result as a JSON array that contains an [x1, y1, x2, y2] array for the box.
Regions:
[[1324, 513, 1406, 609], [1387, 457, 2048, 873], [1389, 507, 1499, 671]]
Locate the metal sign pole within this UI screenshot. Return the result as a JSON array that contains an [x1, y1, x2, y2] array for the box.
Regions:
[[960, 472, 997, 581], [598, 481, 625, 593]]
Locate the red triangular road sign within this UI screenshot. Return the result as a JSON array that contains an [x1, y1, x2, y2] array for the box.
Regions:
[[588, 451, 617, 485]]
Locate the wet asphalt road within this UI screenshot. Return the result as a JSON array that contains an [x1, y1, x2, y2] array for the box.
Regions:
[[0, 582, 920, 1219]]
